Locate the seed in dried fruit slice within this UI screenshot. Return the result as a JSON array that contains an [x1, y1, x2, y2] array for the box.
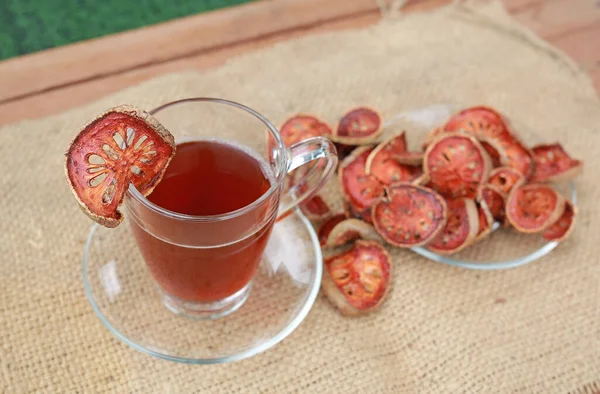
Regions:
[[427, 198, 479, 255], [279, 114, 332, 146], [475, 201, 494, 242], [345, 201, 375, 225], [324, 218, 382, 248], [65, 105, 175, 228], [300, 195, 332, 221], [339, 146, 385, 212], [364, 131, 421, 184], [372, 183, 448, 247], [423, 132, 492, 199], [477, 184, 506, 224], [318, 214, 347, 247], [488, 166, 524, 195], [530, 143, 583, 183], [322, 240, 392, 316], [333, 107, 383, 145], [506, 183, 565, 233], [542, 200, 576, 242]]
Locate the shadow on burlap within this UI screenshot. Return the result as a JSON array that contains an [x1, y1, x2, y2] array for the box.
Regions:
[[0, 1, 598, 392]]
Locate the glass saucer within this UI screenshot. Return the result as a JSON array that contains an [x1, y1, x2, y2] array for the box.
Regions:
[[384, 104, 577, 270], [83, 210, 322, 364]]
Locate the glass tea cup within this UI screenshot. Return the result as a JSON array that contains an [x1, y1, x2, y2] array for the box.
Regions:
[[125, 98, 337, 319]]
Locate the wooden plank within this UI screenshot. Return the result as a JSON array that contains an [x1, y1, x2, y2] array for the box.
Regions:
[[551, 21, 600, 68], [0, 0, 380, 103], [0, 0, 450, 126], [509, 0, 600, 39]]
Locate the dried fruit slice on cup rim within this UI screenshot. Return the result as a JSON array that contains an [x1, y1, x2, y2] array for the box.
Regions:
[[423, 132, 492, 199], [322, 240, 392, 316], [530, 143, 583, 183], [65, 105, 175, 227], [506, 183, 565, 233], [333, 107, 383, 145], [372, 183, 448, 248], [427, 198, 479, 255]]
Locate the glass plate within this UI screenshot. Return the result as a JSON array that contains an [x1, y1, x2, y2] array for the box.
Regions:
[[83, 210, 322, 364], [384, 104, 577, 270]]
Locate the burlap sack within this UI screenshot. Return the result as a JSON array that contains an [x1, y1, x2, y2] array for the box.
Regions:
[[1, 1, 599, 392]]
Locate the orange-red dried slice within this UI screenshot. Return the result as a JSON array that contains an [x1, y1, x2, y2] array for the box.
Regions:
[[443, 106, 533, 178], [372, 183, 448, 247], [481, 141, 502, 167], [475, 201, 494, 242], [427, 198, 479, 254], [391, 151, 424, 166], [423, 132, 492, 199], [65, 105, 175, 228], [506, 183, 565, 233], [279, 114, 332, 146], [333, 107, 383, 145], [322, 240, 392, 316], [300, 195, 332, 221], [318, 214, 347, 247], [422, 126, 446, 150], [444, 106, 507, 140], [364, 132, 422, 185], [323, 218, 382, 248], [477, 184, 506, 224], [488, 166, 523, 195], [339, 146, 385, 212], [345, 201, 375, 225], [530, 143, 583, 183], [542, 200, 576, 242]]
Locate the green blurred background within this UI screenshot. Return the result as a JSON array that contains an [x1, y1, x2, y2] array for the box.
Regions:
[[0, 0, 254, 60]]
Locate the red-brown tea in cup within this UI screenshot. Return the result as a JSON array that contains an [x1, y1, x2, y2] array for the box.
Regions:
[[129, 140, 276, 302]]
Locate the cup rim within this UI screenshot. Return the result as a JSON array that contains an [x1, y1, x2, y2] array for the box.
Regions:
[[126, 97, 287, 223]]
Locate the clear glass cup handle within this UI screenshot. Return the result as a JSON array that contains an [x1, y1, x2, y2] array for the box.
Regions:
[[278, 137, 338, 219]]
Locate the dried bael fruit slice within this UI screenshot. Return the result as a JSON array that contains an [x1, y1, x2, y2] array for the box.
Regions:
[[542, 200, 576, 242], [339, 146, 385, 213], [279, 114, 332, 146], [488, 167, 523, 195], [422, 126, 445, 150], [391, 151, 424, 166], [481, 141, 502, 168], [334, 142, 356, 163], [372, 183, 448, 248], [65, 105, 175, 228], [345, 201, 375, 225], [333, 107, 383, 145], [506, 183, 565, 233], [300, 195, 332, 222], [475, 201, 494, 242], [365, 132, 422, 185], [443, 106, 533, 178], [322, 240, 392, 316], [423, 132, 492, 199], [427, 198, 479, 255], [477, 184, 506, 224], [530, 143, 583, 183], [324, 218, 382, 248], [318, 214, 347, 247], [444, 106, 508, 140]]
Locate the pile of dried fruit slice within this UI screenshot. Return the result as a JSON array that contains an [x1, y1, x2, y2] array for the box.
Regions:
[[65, 105, 176, 227], [280, 105, 582, 317]]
